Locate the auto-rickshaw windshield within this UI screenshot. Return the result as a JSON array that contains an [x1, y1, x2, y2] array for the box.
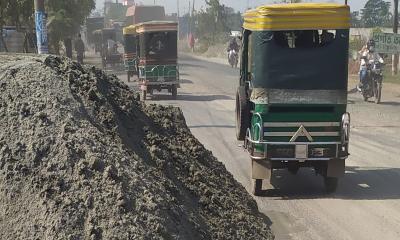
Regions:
[[249, 29, 349, 90], [141, 31, 177, 59]]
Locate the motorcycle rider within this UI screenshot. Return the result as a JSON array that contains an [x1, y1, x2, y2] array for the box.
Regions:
[[227, 37, 239, 66], [358, 39, 384, 90], [228, 37, 239, 52]]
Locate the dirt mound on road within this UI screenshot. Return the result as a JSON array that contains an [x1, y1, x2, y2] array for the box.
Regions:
[[0, 54, 273, 240]]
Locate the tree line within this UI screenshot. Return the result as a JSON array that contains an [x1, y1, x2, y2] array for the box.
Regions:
[[351, 0, 394, 28], [0, 0, 95, 53]]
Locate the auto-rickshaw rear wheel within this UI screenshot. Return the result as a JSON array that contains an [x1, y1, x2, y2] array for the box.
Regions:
[[127, 73, 131, 82], [140, 90, 147, 101], [236, 86, 250, 141], [324, 177, 338, 193], [171, 85, 177, 99], [252, 179, 263, 196]]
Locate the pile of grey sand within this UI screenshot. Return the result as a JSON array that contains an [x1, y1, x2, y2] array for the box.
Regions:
[[0, 54, 274, 240]]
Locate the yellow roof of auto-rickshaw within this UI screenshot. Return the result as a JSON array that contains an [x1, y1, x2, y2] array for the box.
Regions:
[[136, 21, 178, 33], [243, 3, 350, 31], [123, 25, 137, 35]]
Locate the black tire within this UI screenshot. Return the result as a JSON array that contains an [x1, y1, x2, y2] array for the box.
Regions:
[[288, 166, 300, 175], [127, 73, 131, 82], [171, 85, 177, 99], [140, 90, 147, 102], [235, 87, 250, 141], [252, 179, 263, 196], [363, 94, 368, 102], [375, 82, 382, 104], [324, 177, 338, 193]]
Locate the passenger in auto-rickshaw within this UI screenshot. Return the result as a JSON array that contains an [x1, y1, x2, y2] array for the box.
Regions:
[[147, 33, 166, 56]]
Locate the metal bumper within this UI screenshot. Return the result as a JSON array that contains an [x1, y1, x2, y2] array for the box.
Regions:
[[245, 113, 350, 162], [245, 137, 347, 161], [141, 81, 180, 86]]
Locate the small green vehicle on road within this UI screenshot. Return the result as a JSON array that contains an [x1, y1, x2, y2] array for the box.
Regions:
[[123, 25, 138, 82], [136, 21, 179, 101], [100, 28, 123, 69], [237, 3, 351, 195]]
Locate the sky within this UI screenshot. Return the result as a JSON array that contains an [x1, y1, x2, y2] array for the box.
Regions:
[[96, 0, 368, 14]]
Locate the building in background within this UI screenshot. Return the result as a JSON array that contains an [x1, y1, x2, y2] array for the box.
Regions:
[[125, 5, 165, 25], [123, 0, 135, 6]]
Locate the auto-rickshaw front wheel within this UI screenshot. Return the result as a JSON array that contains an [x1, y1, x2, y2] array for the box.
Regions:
[[324, 177, 338, 193], [252, 179, 263, 196], [236, 86, 250, 141]]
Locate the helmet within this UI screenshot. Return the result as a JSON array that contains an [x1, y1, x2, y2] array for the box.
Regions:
[[367, 39, 376, 52]]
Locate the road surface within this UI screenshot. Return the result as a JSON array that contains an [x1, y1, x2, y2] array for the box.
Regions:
[[92, 53, 400, 240]]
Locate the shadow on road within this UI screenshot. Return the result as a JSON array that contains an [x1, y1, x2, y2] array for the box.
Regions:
[[256, 166, 400, 200], [347, 88, 358, 94], [150, 93, 233, 102], [180, 62, 206, 69], [180, 79, 193, 84], [188, 124, 235, 129], [379, 101, 400, 106]]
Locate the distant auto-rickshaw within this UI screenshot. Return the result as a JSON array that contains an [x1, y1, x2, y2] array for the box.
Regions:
[[93, 30, 102, 54], [136, 21, 179, 101], [101, 28, 122, 69], [123, 25, 138, 82]]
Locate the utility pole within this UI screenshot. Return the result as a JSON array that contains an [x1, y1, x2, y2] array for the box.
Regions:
[[393, 0, 399, 75], [188, 1, 191, 34], [34, 0, 48, 54], [177, 0, 180, 19]]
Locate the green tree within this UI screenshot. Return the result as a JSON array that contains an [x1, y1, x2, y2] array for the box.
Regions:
[[0, 0, 9, 51], [0, 0, 34, 52], [0, 0, 95, 53], [361, 0, 391, 27], [351, 11, 362, 27], [46, 0, 95, 54], [105, 3, 128, 23]]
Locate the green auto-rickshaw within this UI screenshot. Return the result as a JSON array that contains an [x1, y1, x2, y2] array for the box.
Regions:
[[237, 3, 351, 195], [136, 21, 179, 101], [123, 25, 138, 82], [101, 28, 122, 69]]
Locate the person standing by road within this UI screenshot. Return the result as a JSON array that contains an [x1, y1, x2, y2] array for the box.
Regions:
[[74, 34, 85, 64], [188, 33, 195, 52]]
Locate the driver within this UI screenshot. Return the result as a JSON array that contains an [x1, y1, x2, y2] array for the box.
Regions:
[[358, 39, 384, 89]]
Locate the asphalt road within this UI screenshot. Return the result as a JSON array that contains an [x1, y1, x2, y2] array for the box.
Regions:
[[96, 53, 400, 240]]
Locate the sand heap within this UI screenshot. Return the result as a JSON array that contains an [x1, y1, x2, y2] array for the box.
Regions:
[[0, 54, 274, 240]]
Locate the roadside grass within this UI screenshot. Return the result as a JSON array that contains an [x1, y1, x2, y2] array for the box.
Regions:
[[383, 68, 400, 85]]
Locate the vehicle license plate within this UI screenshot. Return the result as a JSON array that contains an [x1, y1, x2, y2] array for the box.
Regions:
[[295, 145, 307, 159]]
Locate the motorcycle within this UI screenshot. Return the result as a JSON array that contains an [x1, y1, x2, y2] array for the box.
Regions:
[[228, 49, 238, 68], [358, 60, 383, 104]]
